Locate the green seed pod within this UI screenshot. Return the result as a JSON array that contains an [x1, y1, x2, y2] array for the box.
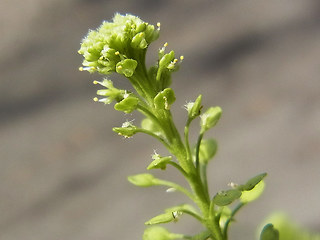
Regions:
[[127, 173, 157, 187], [200, 106, 222, 133]]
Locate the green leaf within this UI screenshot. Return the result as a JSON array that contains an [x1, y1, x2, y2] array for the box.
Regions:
[[127, 174, 158, 187], [154, 88, 176, 110], [237, 173, 267, 191], [260, 224, 279, 240], [212, 189, 242, 206], [240, 180, 265, 203]]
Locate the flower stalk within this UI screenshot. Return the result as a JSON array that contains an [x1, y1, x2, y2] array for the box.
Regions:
[[79, 13, 267, 240]]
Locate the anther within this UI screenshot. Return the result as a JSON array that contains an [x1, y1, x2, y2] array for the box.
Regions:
[[93, 97, 98, 102]]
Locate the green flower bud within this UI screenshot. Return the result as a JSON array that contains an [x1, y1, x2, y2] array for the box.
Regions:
[[116, 59, 138, 77], [185, 94, 203, 120], [156, 51, 175, 81], [114, 94, 139, 113], [113, 121, 137, 138], [128, 173, 158, 187], [200, 106, 222, 133], [131, 32, 148, 49], [143, 227, 183, 240], [154, 88, 176, 110]]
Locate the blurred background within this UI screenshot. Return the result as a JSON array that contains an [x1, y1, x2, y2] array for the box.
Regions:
[[1, 0, 320, 239]]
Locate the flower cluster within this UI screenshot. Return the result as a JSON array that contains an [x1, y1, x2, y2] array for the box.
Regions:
[[78, 13, 160, 76]]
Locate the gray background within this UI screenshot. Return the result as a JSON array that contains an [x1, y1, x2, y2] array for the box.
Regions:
[[1, 0, 320, 239]]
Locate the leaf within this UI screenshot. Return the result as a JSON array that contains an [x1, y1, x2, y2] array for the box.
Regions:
[[260, 224, 279, 240], [212, 189, 242, 206], [237, 173, 267, 191]]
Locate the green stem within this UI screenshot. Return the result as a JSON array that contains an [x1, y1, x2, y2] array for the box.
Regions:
[[156, 179, 196, 202], [195, 133, 204, 170], [136, 128, 170, 149], [207, 201, 223, 240], [184, 118, 193, 166], [167, 161, 188, 178], [223, 202, 246, 239], [201, 163, 210, 200]]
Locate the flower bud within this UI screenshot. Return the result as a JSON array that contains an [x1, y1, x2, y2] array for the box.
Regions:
[[157, 51, 175, 81], [200, 106, 222, 133], [185, 94, 202, 120], [131, 32, 148, 49]]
